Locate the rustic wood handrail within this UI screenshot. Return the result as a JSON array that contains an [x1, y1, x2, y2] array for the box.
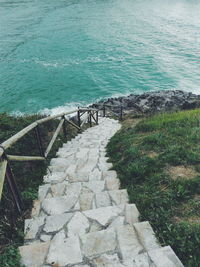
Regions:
[[94, 103, 123, 120], [0, 109, 78, 158], [0, 107, 100, 213], [0, 104, 122, 214]]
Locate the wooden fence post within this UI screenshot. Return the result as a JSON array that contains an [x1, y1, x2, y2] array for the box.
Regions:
[[77, 108, 81, 128], [34, 125, 45, 157], [96, 110, 98, 124], [103, 105, 106, 117], [6, 162, 23, 214], [62, 116, 67, 138]]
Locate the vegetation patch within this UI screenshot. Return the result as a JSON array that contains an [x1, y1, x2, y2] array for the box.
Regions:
[[142, 150, 159, 159], [167, 165, 199, 180], [107, 109, 200, 267], [174, 195, 200, 224]]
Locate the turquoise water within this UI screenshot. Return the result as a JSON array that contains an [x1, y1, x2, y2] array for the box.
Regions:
[[1, 0, 200, 114]]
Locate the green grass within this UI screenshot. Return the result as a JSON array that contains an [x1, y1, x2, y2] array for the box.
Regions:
[[0, 246, 24, 267], [0, 113, 80, 266], [107, 109, 200, 267]]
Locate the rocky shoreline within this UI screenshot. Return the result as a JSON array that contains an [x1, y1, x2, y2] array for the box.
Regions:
[[92, 90, 200, 115]]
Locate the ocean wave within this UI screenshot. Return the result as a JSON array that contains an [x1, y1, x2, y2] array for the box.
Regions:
[[39, 101, 92, 117], [18, 54, 133, 69], [10, 89, 147, 118]]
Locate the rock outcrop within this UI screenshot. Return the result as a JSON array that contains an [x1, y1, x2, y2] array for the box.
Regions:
[[92, 90, 200, 115]]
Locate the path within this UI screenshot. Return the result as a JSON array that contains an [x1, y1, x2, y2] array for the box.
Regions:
[[19, 117, 183, 267]]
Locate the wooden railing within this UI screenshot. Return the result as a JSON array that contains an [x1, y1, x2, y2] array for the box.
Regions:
[[0, 104, 123, 214], [0, 107, 100, 214], [93, 103, 123, 120]]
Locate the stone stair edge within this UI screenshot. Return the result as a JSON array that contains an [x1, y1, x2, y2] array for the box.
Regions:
[[19, 224, 183, 267]]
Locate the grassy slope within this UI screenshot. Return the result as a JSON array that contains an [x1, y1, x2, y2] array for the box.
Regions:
[[0, 113, 79, 267], [107, 109, 200, 267]]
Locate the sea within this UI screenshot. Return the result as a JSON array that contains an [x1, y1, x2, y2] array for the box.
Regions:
[[0, 0, 200, 115]]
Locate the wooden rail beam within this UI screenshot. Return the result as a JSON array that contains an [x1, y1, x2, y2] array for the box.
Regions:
[[45, 119, 64, 158], [65, 118, 81, 131], [91, 112, 97, 124], [0, 105, 115, 208], [7, 155, 45, 161], [0, 160, 8, 200], [81, 113, 90, 127], [37, 109, 78, 124]]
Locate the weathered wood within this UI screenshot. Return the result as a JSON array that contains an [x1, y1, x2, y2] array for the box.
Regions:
[[96, 110, 99, 124], [79, 108, 98, 112], [0, 160, 8, 200], [45, 119, 64, 157], [79, 110, 87, 117], [0, 148, 4, 158], [62, 117, 67, 138], [65, 118, 81, 131], [81, 113, 90, 127], [7, 155, 45, 161], [0, 106, 100, 204], [6, 163, 23, 213], [37, 109, 78, 124], [91, 112, 97, 124], [0, 108, 99, 158], [103, 106, 106, 117], [77, 109, 81, 127], [35, 125, 45, 157]]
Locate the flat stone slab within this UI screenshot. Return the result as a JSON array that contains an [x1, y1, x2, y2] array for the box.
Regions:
[[46, 232, 83, 266], [125, 204, 140, 225], [43, 213, 73, 233], [117, 225, 144, 261], [19, 242, 50, 267], [41, 194, 79, 216], [25, 217, 45, 240], [43, 171, 67, 184], [24, 204, 140, 243], [80, 228, 117, 258], [39, 189, 129, 216], [93, 253, 125, 267], [133, 221, 160, 251], [148, 246, 184, 267], [39, 180, 109, 200], [21, 226, 143, 266]]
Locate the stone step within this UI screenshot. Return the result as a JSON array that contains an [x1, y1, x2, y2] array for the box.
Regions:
[[123, 246, 184, 267], [48, 156, 113, 173], [39, 179, 122, 201], [37, 189, 129, 216], [43, 168, 120, 189], [19, 224, 143, 267], [146, 246, 184, 267], [133, 221, 161, 251], [38, 180, 106, 200], [19, 224, 182, 267], [24, 204, 140, 244]]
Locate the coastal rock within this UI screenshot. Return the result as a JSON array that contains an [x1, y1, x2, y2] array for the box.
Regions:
[[92, 90, 200, 115]]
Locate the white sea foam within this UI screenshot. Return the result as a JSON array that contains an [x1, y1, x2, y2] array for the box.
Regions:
[[10, 89, 145, 118], [11, 110, 27, 117], [18, 54, 131, 69], [40, 101, 91, 117]]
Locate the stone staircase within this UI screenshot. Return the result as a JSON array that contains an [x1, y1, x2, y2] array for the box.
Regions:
[[19, 117, 183, 267]]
